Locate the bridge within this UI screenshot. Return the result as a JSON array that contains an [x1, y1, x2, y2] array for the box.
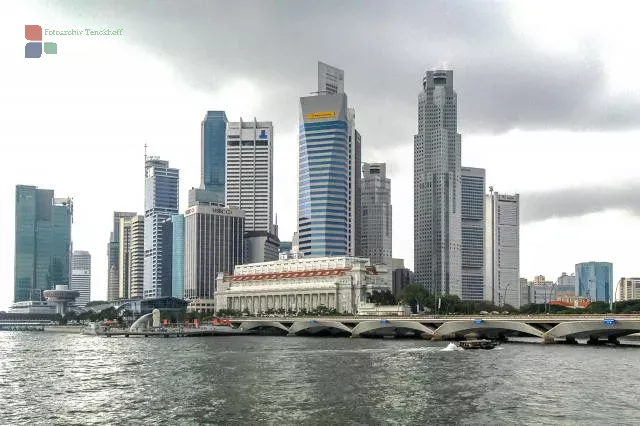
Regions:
[[228, 315, 640, 344]]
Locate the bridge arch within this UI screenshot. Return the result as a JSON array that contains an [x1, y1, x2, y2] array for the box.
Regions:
[[238, 321, 289, 334], [350, 320, 434, 338], [434, 320, 545, 339], [288, 320, 352, 336], [546, 320, 640, 340]]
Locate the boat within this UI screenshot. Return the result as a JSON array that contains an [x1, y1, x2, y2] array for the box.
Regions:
[[457, 339, 498, 350]]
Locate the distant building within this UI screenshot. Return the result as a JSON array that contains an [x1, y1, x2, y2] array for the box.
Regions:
[[360, 163, 392, 280], [556, 272, 577, 299], [575, 261, 613, 302], [244, 231, 280, 264], [201, 111, 228, 204], [520, 277, 530, 306], [485, 192, 520, 308], [530, 276, 555, 305], [391, 259, 413, 298], [188, 187, 222, 207], [171, 214, 185, 299], [71, 250, 91, 307], [128, 215, 145, 299], [144, 156, 179, 298], [107, 211, 136, 301], [617, 277, 640, 302], [460, 167, 485, 301], [279, 241, 292, 253], [215, 257, 388, 314], [118, 216, 135, 299], [161, 218, 174, 297], [14, 185, 73, 302], [226, 118, 274, 234], [184, 205, 245, 299]]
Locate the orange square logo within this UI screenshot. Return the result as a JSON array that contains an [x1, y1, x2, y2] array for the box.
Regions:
[[25, 24, 42, 41]]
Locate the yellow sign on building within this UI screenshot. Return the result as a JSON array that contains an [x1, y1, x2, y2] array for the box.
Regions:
[[305, 111, 336, 120]]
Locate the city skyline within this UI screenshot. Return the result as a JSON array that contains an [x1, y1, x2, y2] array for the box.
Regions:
[[3, 1, 640, 309]]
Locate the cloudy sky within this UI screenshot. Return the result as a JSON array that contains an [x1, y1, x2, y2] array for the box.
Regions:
[[2, 0, 640, 309]]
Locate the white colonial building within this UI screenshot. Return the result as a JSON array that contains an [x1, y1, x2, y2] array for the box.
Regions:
[[215, 256, 389, 314]]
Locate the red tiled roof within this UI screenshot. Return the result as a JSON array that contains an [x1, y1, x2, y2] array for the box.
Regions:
[[230, 268, 350, 281]]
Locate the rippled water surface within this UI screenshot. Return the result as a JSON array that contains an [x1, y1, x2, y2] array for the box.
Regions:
[[1, 332, 640, 425]]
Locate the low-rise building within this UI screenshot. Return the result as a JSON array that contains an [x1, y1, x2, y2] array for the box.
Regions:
[[215, 256, 389, 314], [244, 231, 280, 264], [356, 302, 410, 316], [617, 277, 640, 301]]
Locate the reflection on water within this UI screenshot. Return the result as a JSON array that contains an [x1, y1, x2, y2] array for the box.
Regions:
[[1, 333, 639, 425]]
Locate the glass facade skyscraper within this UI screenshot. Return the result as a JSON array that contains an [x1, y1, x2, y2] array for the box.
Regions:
[[575, 261, 613, 302], [171, 214, 185, 299], [14, 185, 73, 302], [144, 157, 179, 298], [298, 93, 349, 257], [201, 111, 228, 204], [461, 167, 485, 301]]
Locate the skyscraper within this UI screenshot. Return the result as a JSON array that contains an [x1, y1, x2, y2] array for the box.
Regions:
[[225, 118, 274, 233], [129, 215, 145, 299], [71, 250, 91, 307], [485, 191, 520, 307], [144, 156, 179, 298], [461, 167, 485, 301], [575, 261, 613, 302], [201, 111, 228, 204], [347, 108, 362, 257], [107, 211, 136, 301], [14, 185, 73, 302], [171, 214, 185, 299], [360, 163, 392, 274], [118, 216, 134, 299], [414, 70, 462, 296], [298, 61, 355, 257], [184, 205, 245, 299]]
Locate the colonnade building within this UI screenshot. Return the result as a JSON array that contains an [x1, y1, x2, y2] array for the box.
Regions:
[[215, 256, 389, 314]]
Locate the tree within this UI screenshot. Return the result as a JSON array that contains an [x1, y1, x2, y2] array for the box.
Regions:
[[368, 290, 396, 306], [398, 284, 429, 312]]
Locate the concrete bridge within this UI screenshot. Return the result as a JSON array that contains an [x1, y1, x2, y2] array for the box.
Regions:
[[229, 315, 640, 344]]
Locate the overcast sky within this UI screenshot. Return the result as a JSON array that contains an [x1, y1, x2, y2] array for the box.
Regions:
[[2, 0, 640, 309]]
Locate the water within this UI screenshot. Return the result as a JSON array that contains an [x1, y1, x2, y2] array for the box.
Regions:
[[1, 333, 639, 425]]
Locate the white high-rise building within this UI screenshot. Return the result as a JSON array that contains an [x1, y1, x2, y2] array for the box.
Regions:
[[413, 70, 462, 296], [485, 191, 520, 308], [144, 156, 179, 298], [318, 61, 344, 95], [71, 250, 91, 307], [461, 167, 485, 301], [225, 118, 274, 234], [360, 163, 392, 284], [129, 215, 145, 299], [347, 107, 362, 257]]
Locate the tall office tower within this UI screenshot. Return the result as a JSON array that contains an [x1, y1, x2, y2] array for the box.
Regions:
[[184, 205, 245, 299], [575, 261, 613, 302], [485, 191, 520, 308], [171, 214, 185, 299], [117, 216, 134, 299], [160, 218, 174, 297], [14, 185, 73, 302], [201, 111, 228, 204], [225, 118, 274, 233], [347, 108, 362, 257], [414, 70, 462, 296], [71, 250, 91, 307], [144, 156, 179, 298], [107, 211, 136, 300], [360, 163, 392, 273], [318, 61, 345, 95], [460, 167, 486, 301], [298, 62, 350, 257], [129, 215, 145, 298]]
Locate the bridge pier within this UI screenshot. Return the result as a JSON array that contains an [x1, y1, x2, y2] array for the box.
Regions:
[[430, 334, 443, 341], [564, 336, 578, 345], [587, 336, 601, 345], [608, 336, 621, 345], [542, 335, 555, 344]]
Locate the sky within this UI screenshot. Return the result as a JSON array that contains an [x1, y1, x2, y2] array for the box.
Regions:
[[2, 0, 640, 310]]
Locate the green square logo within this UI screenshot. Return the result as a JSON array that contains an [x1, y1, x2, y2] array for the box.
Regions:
[[43, 42, 57, 54]]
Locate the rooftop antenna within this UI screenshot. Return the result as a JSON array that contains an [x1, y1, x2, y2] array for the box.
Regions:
[[144, 143, 148, 162], [489, 185, 494, 195]]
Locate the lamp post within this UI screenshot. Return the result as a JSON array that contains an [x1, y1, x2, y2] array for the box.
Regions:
[[611, 280, 620, 313], [502, 283, 511, 308]]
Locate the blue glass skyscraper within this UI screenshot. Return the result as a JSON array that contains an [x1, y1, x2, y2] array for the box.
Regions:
[[201, 111, 228, 204], [171, 214, 185, 299], [575, 261, 613, 302], [298, 93, 349, 257], [14, 185, 73, 302]]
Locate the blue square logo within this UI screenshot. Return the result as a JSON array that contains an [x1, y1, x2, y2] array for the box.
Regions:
[[25, 41, 42, 58], [259, 129, 267, 139]]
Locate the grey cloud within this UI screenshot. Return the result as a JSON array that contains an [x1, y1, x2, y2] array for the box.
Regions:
[[521, 183, 640, 224], [48, 0, 640, 150]]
